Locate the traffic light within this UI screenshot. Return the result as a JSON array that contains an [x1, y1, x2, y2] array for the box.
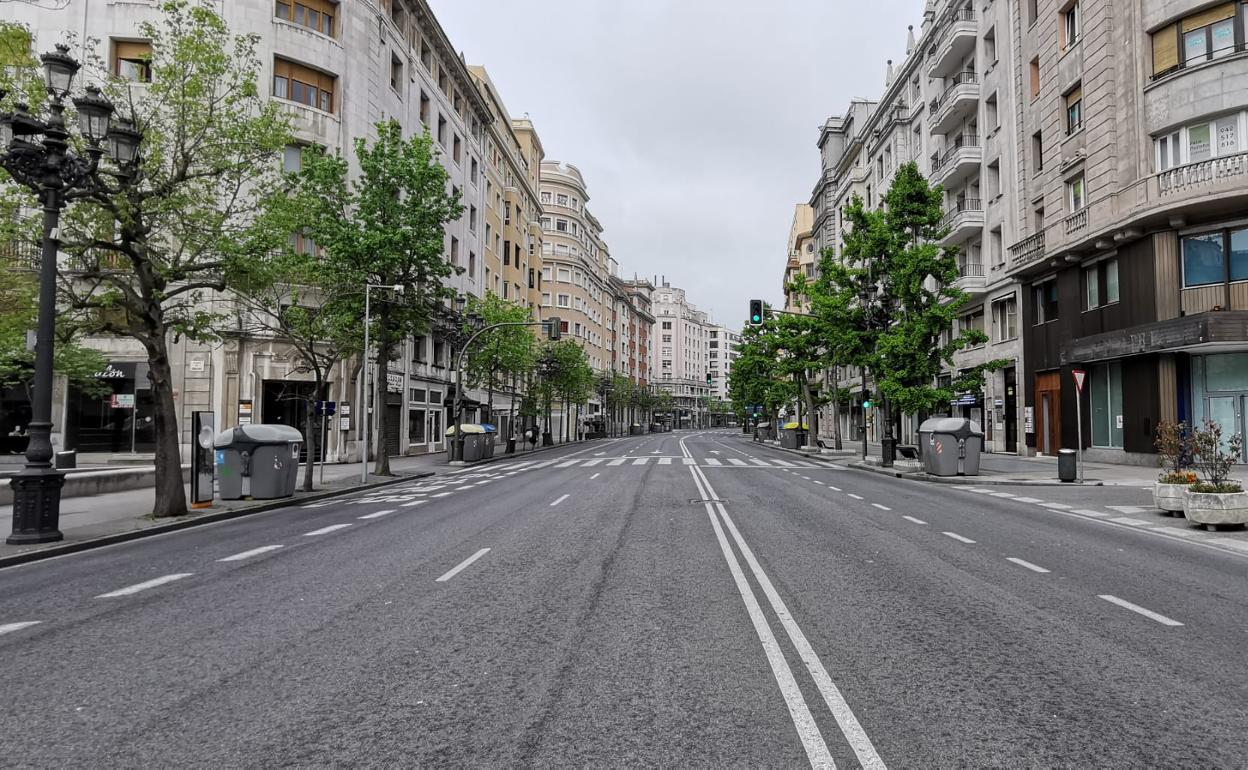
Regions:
[[862, 390, 873, 409], [706, 372, 713, 386], [546, 316, 562, 340], [748, 299, 764, 326]]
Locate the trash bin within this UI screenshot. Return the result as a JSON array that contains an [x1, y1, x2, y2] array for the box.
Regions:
[[214, 424, 303, 500], [920, 417, 983, 476], [481, 423, 497, 458], [781, 422, 808, 449], [630, 424, 643, 436], [447, 424, 487, 462], [1058, 448, 1077, 482]]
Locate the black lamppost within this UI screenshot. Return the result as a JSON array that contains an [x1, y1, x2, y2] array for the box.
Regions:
[[1, 45, 142, 544]]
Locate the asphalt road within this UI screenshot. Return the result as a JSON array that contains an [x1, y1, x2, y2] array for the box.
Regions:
[[1, 429, 1246, 767]]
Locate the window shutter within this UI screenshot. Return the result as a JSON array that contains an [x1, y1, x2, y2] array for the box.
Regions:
[[1182, 2, 1235, 31], [1065, 85, 1082, 106], [113, 41, 151, 60], [1152, 23, 1178, 74]]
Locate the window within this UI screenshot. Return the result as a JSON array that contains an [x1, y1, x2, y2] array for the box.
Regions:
[[1066, 84, 1082, 134], [273, 57, 336, 112], [1027, 0, 1038, 25], [468, 205, 477, 232], [985, 92, 999, 131], [1084, 265, 1100, 309], [557, 293, 570, 308], [984, 27, 997, 64], [449, 236, 459, 267], [1029, 57, 1040, 99], [987, 160, 1001, 199], [1183, 227, 1248, 286], [991, 227, 1004, 266], [557, 193, 569, 206], [992, 295, 1018, 341], [1106, 258, 1120, 303], [390, 53, 402, 92], [555, 219, 568, 233], [274, 0, 335, 38], [282, 144, 303, 173], [468, 251, 476, 278], [419, 91, 430, 124], [556, 267, 571, 282], [419, 39, 433, 72], [1155, 131, 1181, 170], [437, 115, 447, 146], [1090, 362, 1124, 448], [112, 40, 152, 82], [540, 191, 551, 204], [1032, 131, 1044, 173], [662, 321, 672, 329], [541, 292, 551, 306], [1033, 279, 1058, 324], [960, 309, 986, 343], [1062, 0, 1081, 48], [470, 157, 478, 185], [452, 134, 462, 164], [1067, 174, 1085, 211]]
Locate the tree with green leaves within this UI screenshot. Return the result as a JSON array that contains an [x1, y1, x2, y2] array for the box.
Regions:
[[282, 121, 462, 475], [461, 293, 535, 435], [31, 1, 292, 517]]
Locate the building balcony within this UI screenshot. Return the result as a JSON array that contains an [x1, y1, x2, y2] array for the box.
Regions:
[[939, 198, 984, 245], [953, 259, 986, 294], [1008, 231, 1046, 268], [929, 72, 979, 135], [927, 9, 977, 79], [1158, 152, 1248, 197], [930, 134, 981, 187]]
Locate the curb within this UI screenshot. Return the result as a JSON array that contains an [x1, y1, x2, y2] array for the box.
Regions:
[[845, 461, 1104, 486], [0, 470, 436, 571]]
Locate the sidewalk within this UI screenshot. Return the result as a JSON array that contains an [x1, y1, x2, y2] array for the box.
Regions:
[[0, 438, 575, 565]]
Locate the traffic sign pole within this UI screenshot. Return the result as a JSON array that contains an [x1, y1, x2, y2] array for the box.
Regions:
[[1072, 370, 1087, 483]]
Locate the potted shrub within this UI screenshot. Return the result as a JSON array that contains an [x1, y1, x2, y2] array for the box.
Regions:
[[1153, 421, 1196, 515], [1183, 420, 1248, 530]]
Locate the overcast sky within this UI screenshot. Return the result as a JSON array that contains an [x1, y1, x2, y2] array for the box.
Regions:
[[429, 0, 921, 327]]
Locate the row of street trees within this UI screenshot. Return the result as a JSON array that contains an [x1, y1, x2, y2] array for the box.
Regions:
[[0, 2, 612, 517], [728, 163, 1007, 453]]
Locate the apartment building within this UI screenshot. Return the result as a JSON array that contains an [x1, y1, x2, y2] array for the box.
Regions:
[[1008, 0, 1248, 463], [783, 204, 818, 312], [5, 0, 529, 462], [607, 275, 655, 386], [708, 325, 742, 407], [653, 281, 714, 426]]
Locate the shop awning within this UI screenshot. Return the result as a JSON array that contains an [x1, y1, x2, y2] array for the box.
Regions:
[[1061, 310, 1248, 364]]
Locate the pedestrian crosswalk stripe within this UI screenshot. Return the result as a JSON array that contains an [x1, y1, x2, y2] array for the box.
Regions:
[[772, 460, 795, 467], [793, 461, 818, 468], [632, 457, 649, 465], [729, 459, 748, 466], [582, 458, 604, 466], [608, 458, 626, 466], [659, 457, 673, 465], [705, 458, 722, 466], [532, 460, 558, 468], [555, 460, 579, 468], [683, 458, 696, 465], [751, 459, 771, 466]]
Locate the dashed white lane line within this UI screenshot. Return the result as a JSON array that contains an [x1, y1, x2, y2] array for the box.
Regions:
[[97, 573, 193, 598], [1098, 594, 1184, 626], [590, 472, 601, 479], [304, 523, 353, 536], [1012, 496, 1044, 504], [988, 492, 1015, 498], [871, 503, 891, 511], [474, 479, 493, 485], [847, 494, 864, 500], [942, 531, 976, 544], [969, 488, 995, 494], [827, 485, 842, 492], [0, 621, 42, 636], [1006, 557, 1051, 573], [902, 515, 927, 525], [550, 494, 570, 507], [1038, 502, 1073, 510], [432, 492, 454, 498], [813, 480, 825, 485], [1107, 505, 1149, 514], [218, 545, 284, 561], [436, 548, 492, 583], [400, 500, 428, 507], [359, 509, 397, 520]]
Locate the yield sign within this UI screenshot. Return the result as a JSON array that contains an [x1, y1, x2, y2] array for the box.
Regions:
[[1072, 369, 1087, 392]]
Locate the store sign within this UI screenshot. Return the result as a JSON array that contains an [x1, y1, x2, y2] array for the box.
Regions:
[[94, 363, 128, 379], [188, 359, 205, 373], [238, 399, 253, 426], [110, 393, 135, 409], [387, 372, 404, 393]]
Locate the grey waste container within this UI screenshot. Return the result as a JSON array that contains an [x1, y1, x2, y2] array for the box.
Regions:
[[1058, 448, 1077, 482], [630, 424, 644, 436], [920, 417, 984, 476], [448, 426, 488, 462], [214, 424, 303, 500], [481, 424, 497, 459]]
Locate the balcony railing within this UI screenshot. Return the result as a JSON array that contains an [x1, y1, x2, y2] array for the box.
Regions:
[[932, 134, 981, 172], [941, 197, 983, 226], [1064, 207, 1088, 234], [0, 240, 39, 271], [1158, 151, 1248, 196], [1008, 231, 1046, 266], [957, 259, 985, 277], [929, 71, 978, 114]]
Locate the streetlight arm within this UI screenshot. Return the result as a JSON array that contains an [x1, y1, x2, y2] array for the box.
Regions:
[[451, 320, 547, 462]]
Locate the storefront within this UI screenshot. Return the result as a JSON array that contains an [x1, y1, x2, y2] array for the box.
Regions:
[[1191, 352, 1248, 452], [65, 361, 156, 453]]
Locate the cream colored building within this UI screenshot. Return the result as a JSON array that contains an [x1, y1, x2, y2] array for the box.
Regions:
[[782, 204, 817, 313]]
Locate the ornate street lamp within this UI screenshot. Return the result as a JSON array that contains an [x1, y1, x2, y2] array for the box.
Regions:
[[1, 45, 142, 544]]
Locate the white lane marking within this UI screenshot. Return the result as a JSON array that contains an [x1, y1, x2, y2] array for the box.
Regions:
[[792, 461, 817, 468], [691, 465, 885, 768], [988, 492, 1015, 498], [1108, 505, 1149, 514], [689, 472, 836, 767], [752, 459, 772, 466], [827, 485, 842, 492], [432, 492, 454, 498], [1012, 496, 1044, 503], [97, 573, 193, 598], [1073, 509, 1109, 517], [633, 457, 649, 466], [474, 479, 493, 485], [659, 457, 673, 465], [871, 503, 892, 511], [728, 459, 748, 467], [436, 548, 492, 583], [705, 458, 722, 466], [847, 494, 864, 500], [683, 457, 696, 465], [1038, 502, 1073, 510], [590, 473, 601, 479], [651, 450, 662, 454], [942, 531, 976, 544], [902, 515, 927, 525], [800, 475, 812, 480], [400, 500, 428, 507], [583, 458, 604, 466], [0, 621, 42, 636], [1006, 557, 1050, 573], [594, 452, 605, 456], [772, 459, 795, 467], [1098, 594, 1184, 626], [550, 494, 570, 507], [532, 460, 559, 468], [304, 523, 353, 536], [969, 488, 995, 494], [359, 509, 398, 519], [813, 480, 826, 485], [1110, 517, 1148, 527], [608, 458, 627, 466], [555, 460, 579, 468], [218, 545, 284, 561]]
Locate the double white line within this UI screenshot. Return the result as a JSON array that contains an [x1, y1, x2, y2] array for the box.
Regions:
[[689, 465, 884, 769]]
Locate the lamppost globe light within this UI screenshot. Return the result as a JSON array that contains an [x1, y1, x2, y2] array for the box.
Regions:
[[105, 119, 142, 165], [41, 44, 80, 99], [73, 85, 114, 144], [392, 284, 404, 294]]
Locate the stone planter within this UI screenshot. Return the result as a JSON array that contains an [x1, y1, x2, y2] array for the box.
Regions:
[[1153, 482, 1190, 515], [1183, 488, 1248, 530]]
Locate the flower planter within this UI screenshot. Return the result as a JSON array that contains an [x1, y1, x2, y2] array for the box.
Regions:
[[1183, 489, 1248, 531], [1153, 482, 1190, 515]]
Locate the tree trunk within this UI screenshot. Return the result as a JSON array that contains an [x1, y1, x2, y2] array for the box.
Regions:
[[803, 374, 819, 448], [302, 396, 317, 493], [144, 335, 188, 517], [373, 322, 392, 476]]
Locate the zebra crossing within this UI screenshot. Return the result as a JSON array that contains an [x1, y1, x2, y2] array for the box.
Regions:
[[497, 456, 832, 471]]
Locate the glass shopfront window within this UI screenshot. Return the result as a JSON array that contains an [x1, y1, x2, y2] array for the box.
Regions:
[[66, 361, 156, 453], [1089, 362, 1123, 448]]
